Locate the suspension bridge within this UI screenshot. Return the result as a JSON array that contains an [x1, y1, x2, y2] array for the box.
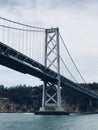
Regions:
[[0, 17, 98, 115]]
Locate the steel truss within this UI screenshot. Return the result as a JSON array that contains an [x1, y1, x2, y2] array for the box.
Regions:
[[41, 28, 63, 111]]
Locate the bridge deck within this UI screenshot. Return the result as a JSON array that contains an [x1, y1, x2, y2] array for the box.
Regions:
[[0, 42, 98, 100]]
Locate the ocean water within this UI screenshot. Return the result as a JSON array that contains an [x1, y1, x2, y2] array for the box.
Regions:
[[0, 113, 98, 130]]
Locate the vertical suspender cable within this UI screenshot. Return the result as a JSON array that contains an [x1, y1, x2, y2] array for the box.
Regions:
[[2, 19, 5, 43]]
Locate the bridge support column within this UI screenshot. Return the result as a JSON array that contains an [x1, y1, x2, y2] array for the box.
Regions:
[[40, 83, 45, 111], [38, 28, 65, 114], [89, 99, 92, 106]]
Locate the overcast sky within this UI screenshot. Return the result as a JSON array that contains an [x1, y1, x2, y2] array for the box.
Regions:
[[0, 0, 98, 87]]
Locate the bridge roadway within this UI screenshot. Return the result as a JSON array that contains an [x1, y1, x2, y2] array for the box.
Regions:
[[0, 42, 98, 100]]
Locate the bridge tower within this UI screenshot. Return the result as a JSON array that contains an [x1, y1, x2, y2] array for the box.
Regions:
[[39, 28, 64, 114]]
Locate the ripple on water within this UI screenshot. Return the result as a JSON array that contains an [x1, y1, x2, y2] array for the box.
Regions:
[[0, 113, 98, 130]]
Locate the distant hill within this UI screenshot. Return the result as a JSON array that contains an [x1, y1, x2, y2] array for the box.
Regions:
[[0, 83, 98, 112], [0, 85, 42, 112]]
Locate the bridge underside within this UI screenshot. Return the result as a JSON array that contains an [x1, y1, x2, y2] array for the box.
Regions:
[[0, 54, 54, 83]]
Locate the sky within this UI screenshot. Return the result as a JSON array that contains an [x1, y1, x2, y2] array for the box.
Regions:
[[0, 0, 98, 86]]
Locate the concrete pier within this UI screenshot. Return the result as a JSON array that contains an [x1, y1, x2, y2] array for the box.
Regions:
[[34, 111, 69, 115]]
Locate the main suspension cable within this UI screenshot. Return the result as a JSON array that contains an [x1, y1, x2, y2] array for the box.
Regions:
[[48, 45, 78, 82], [0, 17, 45, 30], [0, 24, 44, 32], [59, 33, 86, 83], [60, 56, 78, 83]]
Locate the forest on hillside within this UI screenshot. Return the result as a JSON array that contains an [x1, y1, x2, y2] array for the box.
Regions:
[[0, 85, 42, 111], [0, 82, 98, 112]]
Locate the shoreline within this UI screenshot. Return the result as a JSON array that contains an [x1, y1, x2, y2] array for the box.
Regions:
[[0, 111, 98, 115]]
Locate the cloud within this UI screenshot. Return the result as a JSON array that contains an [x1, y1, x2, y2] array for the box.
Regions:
[[0, 0, 17, 6]]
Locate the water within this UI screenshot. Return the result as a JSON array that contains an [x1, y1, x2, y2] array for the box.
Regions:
[[0, 113, 98, 130]]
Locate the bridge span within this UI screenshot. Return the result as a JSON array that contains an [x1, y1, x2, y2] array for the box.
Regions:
[[0, 42, 98, 100]]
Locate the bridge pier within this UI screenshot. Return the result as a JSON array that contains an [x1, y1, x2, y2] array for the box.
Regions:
[[42, 81, 64, 111], [89, 99, 92, 106]]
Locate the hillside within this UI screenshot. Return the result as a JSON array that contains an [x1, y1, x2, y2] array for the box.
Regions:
[[0, 83, 98, 112], [0, 85, 42, 112]]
